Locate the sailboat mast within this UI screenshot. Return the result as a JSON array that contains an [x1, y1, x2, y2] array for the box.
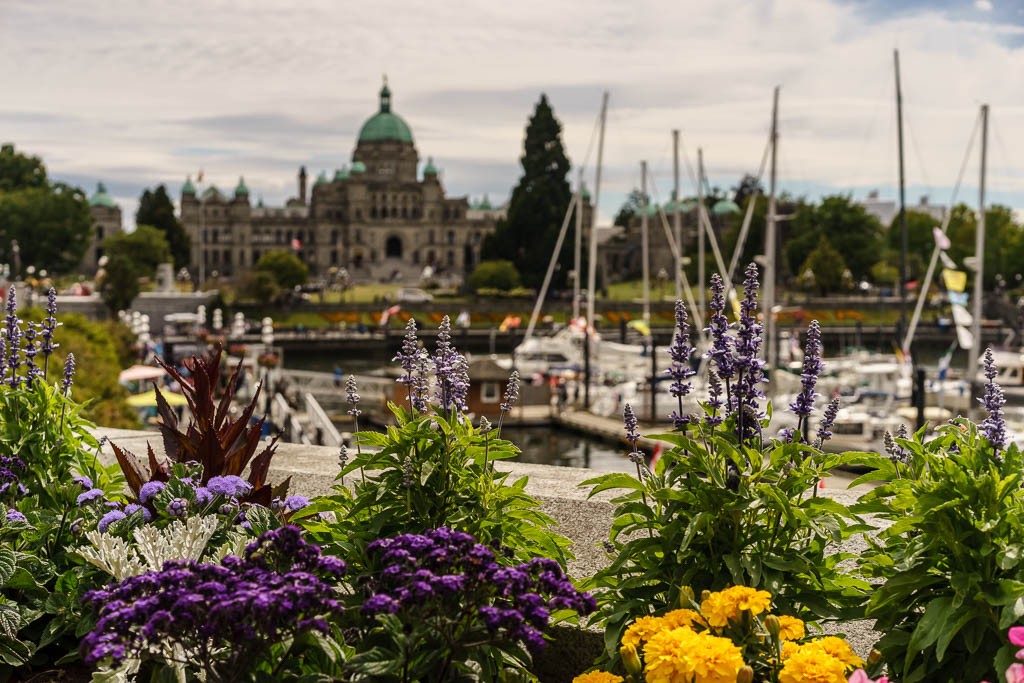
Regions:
[[573, 168, 583, 320], [673, 130, 682, 301], [764, 86, 779, 371], [895, 49, 909, 338], [641, 161, 651, 325], [969, 103, 989, 383], [697, 148, 705, 314], [585, 92, 609, 330], [584, 91, 608, 411]]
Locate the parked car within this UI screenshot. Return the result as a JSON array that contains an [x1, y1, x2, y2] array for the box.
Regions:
[[395, 287, 434, 303]]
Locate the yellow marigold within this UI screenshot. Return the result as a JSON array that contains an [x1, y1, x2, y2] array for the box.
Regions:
[[573, 672, 625, 683], [700, 586, 772, 628], [623, 615, 668, 648], [777, 646, 847, 683], [803, 637, 864, 670], [781, 640, 802, 660], [776, 615, 806, 641], [644, 628, 745, 683], [661, 608, 706, 630]]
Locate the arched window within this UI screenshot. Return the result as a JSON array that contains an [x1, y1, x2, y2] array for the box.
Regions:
[[447, 231, 455, 245], [386, 236, 402, 259]]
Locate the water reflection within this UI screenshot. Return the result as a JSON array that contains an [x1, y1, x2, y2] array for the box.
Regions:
[[499, 426, 631, 473]]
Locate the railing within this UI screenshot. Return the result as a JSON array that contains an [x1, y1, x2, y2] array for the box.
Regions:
[[303, 392, 342, 447]]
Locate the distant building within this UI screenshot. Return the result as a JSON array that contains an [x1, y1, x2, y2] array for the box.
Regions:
[[178, 80, 499, 283], [859, 190, 946, 226], [84, 182, 123, 273]]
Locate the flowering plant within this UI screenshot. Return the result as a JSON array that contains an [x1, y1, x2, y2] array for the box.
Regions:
[[855, 348, 1024, 682], [302, 316, 571, 569], [348, 527, 595, 681], [577, 585, 861, 683], [81, 526, 347, 682], [585, 267, 868, 663]]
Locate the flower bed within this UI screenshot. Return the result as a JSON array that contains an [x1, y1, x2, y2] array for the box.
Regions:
[[0, 271, 1022, 683]]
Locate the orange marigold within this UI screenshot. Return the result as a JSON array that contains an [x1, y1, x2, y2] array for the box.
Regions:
[[700, 586, 772, 628], [778, 646, 847, 683], [644, 628, 745, 683], [573, 672, 625, 683], [623, 615, 668, 648], [803, 637, 864, 670], [776, 615, 806, 641], [662, 608, 706, 630]]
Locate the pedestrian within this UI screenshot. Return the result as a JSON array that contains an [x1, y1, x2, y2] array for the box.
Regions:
[[333, 364, 343, 388]]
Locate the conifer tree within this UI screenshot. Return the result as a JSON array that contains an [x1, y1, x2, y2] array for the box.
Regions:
[[483, 95, 573, 289], [136, 185, 191, 269]]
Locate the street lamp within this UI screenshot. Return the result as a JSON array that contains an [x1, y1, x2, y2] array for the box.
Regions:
[[260, 317, 274, 417]]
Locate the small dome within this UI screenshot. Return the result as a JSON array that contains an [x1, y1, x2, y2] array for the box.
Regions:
[[581, 185, 591, 201], [644, 203, 660, 217], [712, 199, 741, 216], [357, 78, 414, 144], [88, 182, 117, 209], [479, 194, 492, 210], [201, 186, 225, 201], [181, 176, 196, 195], [423, 157, 437, 176], [333, 166, 350, 181], [235, 176, 249, 196], [314, 171, 328, 186], [350, 161, 366, 174]]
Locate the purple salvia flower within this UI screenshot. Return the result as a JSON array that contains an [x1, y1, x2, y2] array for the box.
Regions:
[[500, 370, 521, 413], [393, 318, 420, 388], [5, 323, 20, 389], [789, 320, 824, 437], [668, 299, 695, 429], [705, 369, 725, 427], [41, 287, 59, 359], [980, 347, 1007, 451], [777, 427, 795, 443], [60, 352, 75, 394], [623, 404, 639, 445], [411, 349, 431, 413], [432, 316, 465, 412], [401, 456, 414, 488], [22, 323, 38, 384], [704, 274, 734, 382], [814, 396, 840, 448], [733, 263, 767, 441], [345, 376, 361, 418]]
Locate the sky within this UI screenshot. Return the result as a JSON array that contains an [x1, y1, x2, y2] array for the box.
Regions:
[[2, 0, 1023, 231]]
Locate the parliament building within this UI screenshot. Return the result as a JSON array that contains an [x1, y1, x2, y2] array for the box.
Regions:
[[177, 80, 502, 283]]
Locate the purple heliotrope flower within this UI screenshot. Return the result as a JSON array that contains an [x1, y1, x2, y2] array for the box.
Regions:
[[167, 498, 188, 518], [194, 487, 214, 506], [98, 510, 126, 533], [138, 481, 165, 503], [77, 488, 105, 506], [124, 504, 152, 521], [789, 320, 824, 437], [5, 509, 26, 523], [206, 475, 252, 498], [980, 347, 1007, 452], [80, 526, 345, 669]]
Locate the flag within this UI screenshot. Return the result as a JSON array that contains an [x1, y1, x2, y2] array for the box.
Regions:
[[942, 269, 967, 293], [627, 319, 651, 337], [948, 291, 969, 307], [380, 304, 401, 326], [291, 238, 302, 250], [499, 315, 521, 332], [933, 227, 951, 250], [650, 442, 664, 470], [197, 170, 204, 182], [939, 251, 958, 270], [937, 344, 955, 381]]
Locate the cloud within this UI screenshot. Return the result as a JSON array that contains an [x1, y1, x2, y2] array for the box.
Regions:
[[1, 0, 1023, 229], [976, 0, 994, 11]]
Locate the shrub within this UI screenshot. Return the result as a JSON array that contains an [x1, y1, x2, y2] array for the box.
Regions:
[[855, 348, 1024, 682], [584, 268, 868, 665], [468, 259, 522, 293]]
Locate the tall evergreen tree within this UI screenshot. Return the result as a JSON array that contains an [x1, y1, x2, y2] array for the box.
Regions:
[[136, 185, 191, 269], [482, 95, 572, 289]]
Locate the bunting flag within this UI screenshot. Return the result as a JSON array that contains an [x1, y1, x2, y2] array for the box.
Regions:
[[956, 323, 975, 350], [499, 315, 521, 332], [380, 304, 401, 326], [628, 319, 651, 337], [933, 226, 952, 250], [951, 304, 973, 328], [942, 269, 967, 293]]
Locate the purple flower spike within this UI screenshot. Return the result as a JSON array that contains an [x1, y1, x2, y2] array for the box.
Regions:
[[432, 316, 469, 414], [61, 353, 75, 394], [789, 320, 824, 437], [500, 370, 521, 413], [345, 376, 361, 417], [623, 404, 639, 444], [394, 318, 420, 388], [814, 397, 840, 449], [704, 274, 734, 382], [668, 300, 695, 428], [980, 347, 1007, 452], [733, 263, 767, 441], [411, 349, 431, 413]]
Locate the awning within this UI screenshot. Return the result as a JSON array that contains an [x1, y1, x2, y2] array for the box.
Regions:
[[126, 390, 188, 408], [118, 365, 167, 383]]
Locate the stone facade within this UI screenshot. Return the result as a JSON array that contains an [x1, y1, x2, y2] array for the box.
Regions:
[[84, 182, 123, 274], [178, 81, 499, 284]]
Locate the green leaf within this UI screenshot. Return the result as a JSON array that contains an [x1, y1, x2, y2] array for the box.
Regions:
[[907, 597, 954, 659], [0, 603, 18, 639], [0, 549, 16, 587]]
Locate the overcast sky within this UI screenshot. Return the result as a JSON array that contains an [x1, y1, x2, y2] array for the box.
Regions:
[[2, 0, 1022, 230]]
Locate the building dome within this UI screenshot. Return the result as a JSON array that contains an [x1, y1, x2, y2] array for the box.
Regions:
[[314, 171, 328, 186], [333, 166, 350, 181], [235, 176, 249, 196], [357, 79, 414, 144], [712, 199, 741, 216], [423, 157, 437, 177], [181, 176, 196, 195], [89, 182, 117, 209], [351, 161, 366, 174]]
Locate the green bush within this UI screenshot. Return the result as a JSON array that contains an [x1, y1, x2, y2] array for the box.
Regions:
[[468, 260, 521, 293]]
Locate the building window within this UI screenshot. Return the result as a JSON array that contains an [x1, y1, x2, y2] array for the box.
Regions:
[[212, 229, 219, 244], [370, 207, 377, 219], [223, 250, 231, 265], [447, 231, 455, 245], [391, 207, 397, 218], [276, 230, 283, 244], [428, 230, 434, 244], [97, 227, 104, 240], [481, 382, 499, 403], [331, 230, 338, 243], [401, 207, 408, 218], [355, 229, 362, 243], [355, 209, 362, 220], [331, 250, 338, 265], [447, 250, 455, 266]]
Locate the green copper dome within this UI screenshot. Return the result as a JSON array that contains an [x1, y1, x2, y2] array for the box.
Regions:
[[423, 157, 437, 176], [235, 176, 249, 196], [350, 161, 366, 174], [201, 186, 225, 201], [89, 182, 117, 209], [712, 199, 741, 216], [333, 166, 350, 181], [314, 171, 328, 186], [478, 195, 492, 210], [181, 176, 196, 195], [581, 185, 591, 201], [357, 79, 414, 144]]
